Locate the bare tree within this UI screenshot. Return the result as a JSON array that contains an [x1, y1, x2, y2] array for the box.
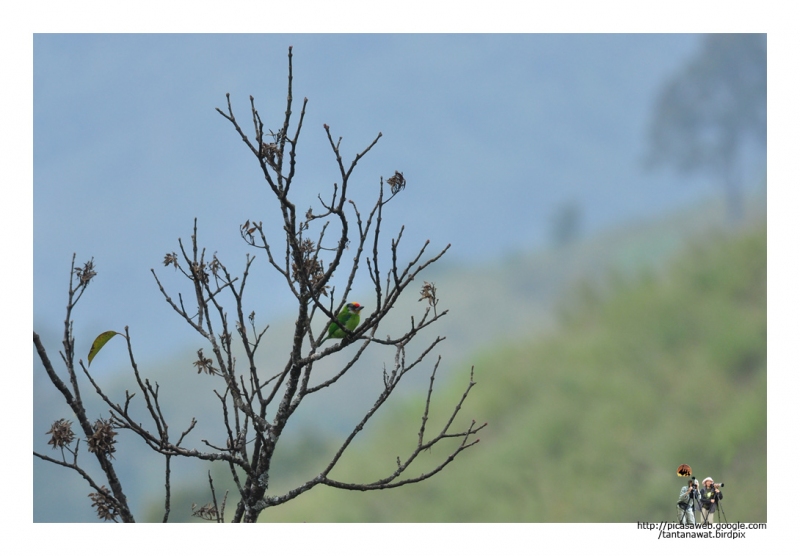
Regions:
[[33, 47, 484, 523]]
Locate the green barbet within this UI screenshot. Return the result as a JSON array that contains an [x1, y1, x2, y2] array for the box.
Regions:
[[321, 302, 364, 344]]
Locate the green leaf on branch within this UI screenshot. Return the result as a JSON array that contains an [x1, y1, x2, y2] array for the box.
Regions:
[[88, 331, 120, 366]]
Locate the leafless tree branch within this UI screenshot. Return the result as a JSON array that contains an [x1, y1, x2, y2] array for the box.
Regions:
[[34, 46, 483, 523]]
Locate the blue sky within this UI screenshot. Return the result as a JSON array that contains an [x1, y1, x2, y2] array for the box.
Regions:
[[35, 33, 769, 365]]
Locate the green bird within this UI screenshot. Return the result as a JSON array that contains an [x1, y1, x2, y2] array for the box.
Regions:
[[321, 302, 364, 344]]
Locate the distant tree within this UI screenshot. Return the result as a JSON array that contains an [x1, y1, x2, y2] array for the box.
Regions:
[[645, 34, 766, 223], [549, 201, 582, 248], [33, 47, 484, 523]]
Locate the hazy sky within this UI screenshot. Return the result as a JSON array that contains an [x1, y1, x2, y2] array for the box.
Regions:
[[35, 33, 768, 364]]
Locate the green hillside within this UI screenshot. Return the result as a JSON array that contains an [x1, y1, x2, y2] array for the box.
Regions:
[[35, 191, 767, 522], [249, 221, 766, 522]]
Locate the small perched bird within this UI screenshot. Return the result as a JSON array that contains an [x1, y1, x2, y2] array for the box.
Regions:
[[321, 302, 364, 344]]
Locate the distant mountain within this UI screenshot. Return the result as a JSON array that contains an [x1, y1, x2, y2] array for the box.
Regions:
[[255, 209, 767, 522]]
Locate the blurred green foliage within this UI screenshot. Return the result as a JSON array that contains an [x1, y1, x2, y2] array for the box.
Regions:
[[252, 222, 766, 522]]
